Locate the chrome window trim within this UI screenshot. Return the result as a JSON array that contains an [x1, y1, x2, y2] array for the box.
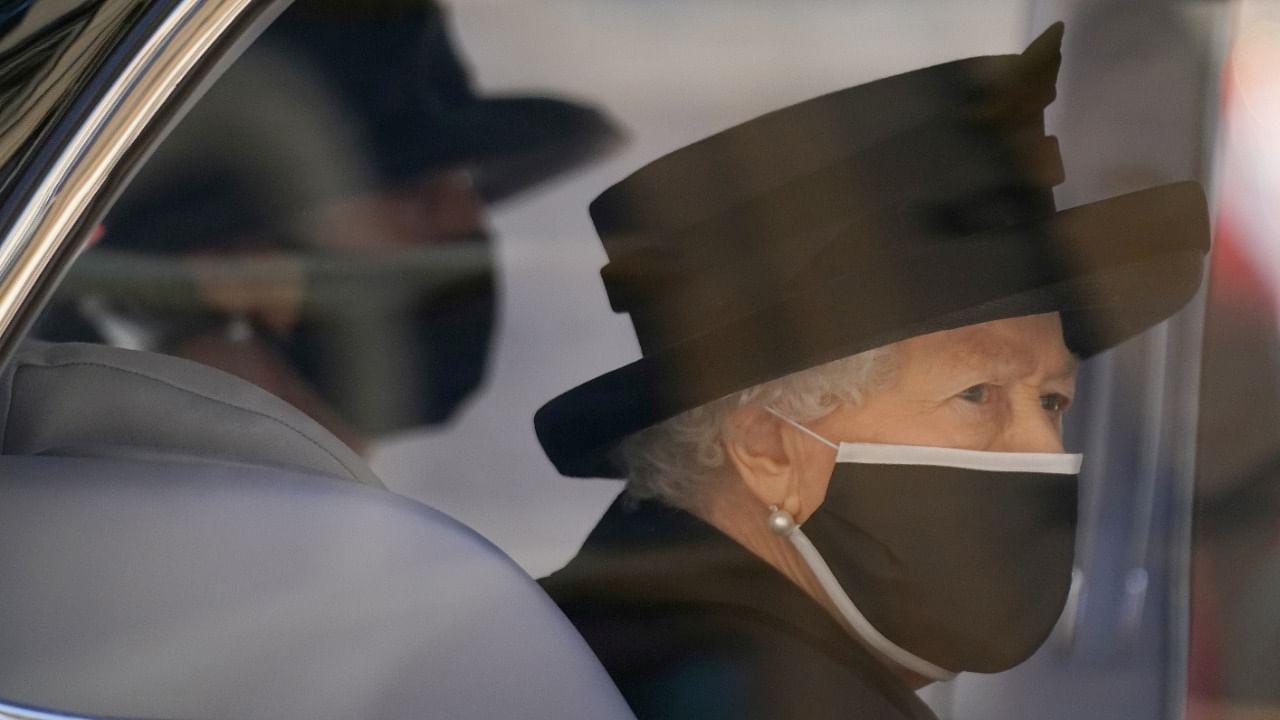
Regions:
[[0, 0, 261, 353]]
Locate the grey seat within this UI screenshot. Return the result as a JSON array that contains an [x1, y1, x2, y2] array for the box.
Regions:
[[0, 341, 382, 487], [0, 342, 635, 720]]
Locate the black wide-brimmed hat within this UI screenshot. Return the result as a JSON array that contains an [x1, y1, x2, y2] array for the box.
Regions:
[[268, 0, 622, 202], [534, 23, 1210, 479], [108, 0, 622, 254]]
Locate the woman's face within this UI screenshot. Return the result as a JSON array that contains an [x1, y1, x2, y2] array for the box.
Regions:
[[794, 312, 1079, 519]]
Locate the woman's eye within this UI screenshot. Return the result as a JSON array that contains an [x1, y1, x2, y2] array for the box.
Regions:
[[957, 384, 990, 403], [1041, 393, 1071, 413]]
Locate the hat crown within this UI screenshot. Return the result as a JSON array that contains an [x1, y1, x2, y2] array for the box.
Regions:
[[593, 24, 1067, 354]]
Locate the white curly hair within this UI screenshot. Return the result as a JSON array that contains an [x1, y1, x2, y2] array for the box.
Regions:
[[614, 345, 898, 513]]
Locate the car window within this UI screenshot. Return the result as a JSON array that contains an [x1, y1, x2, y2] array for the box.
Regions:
[[11, 0, 1280, 719]]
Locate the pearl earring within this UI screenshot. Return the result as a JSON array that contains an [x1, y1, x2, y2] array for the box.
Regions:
[[767, 505, 797, 536]]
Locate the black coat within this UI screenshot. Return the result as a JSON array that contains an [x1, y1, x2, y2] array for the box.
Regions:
[[541, 498, 940, 720]]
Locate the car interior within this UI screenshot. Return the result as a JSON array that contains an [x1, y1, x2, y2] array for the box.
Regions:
[[2, 0, 1278, 719]]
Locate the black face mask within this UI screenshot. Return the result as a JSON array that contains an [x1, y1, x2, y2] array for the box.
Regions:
[[770, 414, 1080, 679]]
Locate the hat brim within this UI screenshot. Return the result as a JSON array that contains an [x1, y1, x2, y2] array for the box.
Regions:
[[436, 96, 624, 202], [535, 181, 1209, 478]]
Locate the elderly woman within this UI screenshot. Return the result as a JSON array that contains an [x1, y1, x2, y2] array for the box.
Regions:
[[537, 24, 1209, 720]]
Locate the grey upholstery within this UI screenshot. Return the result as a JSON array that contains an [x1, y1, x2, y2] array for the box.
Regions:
[[0, 342, 635, 719], [0, 341, 382, 487], [0, 455, 635, 719]]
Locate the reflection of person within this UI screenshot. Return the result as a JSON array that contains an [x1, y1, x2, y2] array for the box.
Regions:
[[39, 0, 619, 452], [536, 24, 1209, 720]]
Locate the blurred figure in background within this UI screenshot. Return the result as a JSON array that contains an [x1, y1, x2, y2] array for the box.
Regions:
[[1188, 187, 1280, 720], [38, 0, 620, 453], [1187, 15, 1280, 714]]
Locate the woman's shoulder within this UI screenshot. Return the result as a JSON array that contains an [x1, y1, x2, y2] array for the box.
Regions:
[[574, 601, 934, 720], [541, 498, 937, 720]]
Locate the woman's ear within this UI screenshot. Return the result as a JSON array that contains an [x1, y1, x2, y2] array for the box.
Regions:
[[723, 406, 807, 518]]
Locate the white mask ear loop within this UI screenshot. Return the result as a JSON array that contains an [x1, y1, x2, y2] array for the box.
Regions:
[[761, 407, 958, 682], [763, 407, 838, 449], [786, 526, 957, 682]]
